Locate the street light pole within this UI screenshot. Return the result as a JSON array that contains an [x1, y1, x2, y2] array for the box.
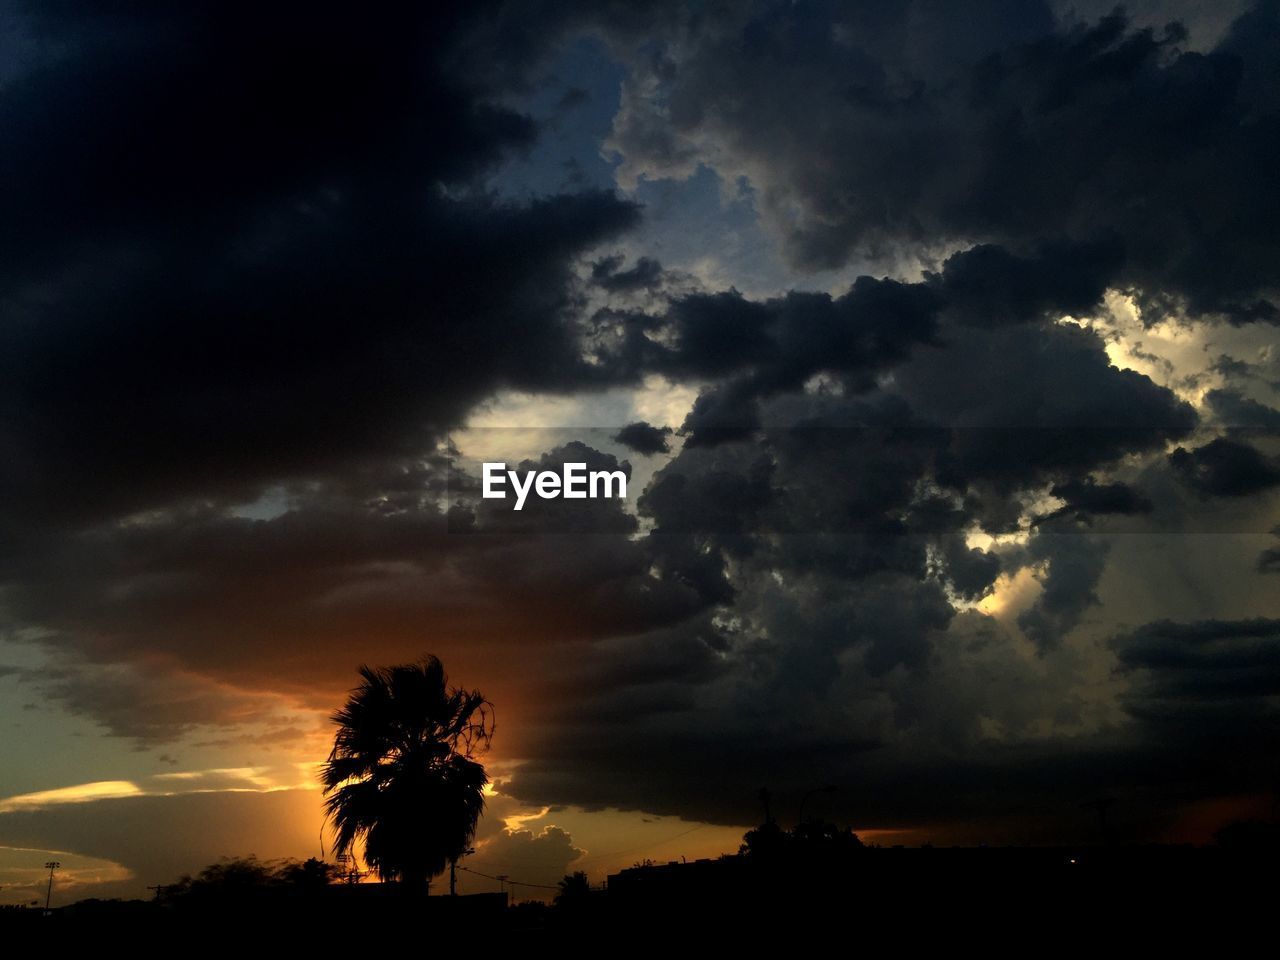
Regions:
[[43, 861, 60, 912], [450, 846, 475, 896]]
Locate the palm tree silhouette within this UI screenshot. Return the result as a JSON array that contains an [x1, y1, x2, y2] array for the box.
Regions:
[[321, 656, 494, 896]]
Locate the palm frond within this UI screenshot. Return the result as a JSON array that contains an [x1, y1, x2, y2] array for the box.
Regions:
[[320, 656, 493, 889]]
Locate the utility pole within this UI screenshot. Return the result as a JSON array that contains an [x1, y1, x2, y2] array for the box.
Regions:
[[449, 846, 475, 896], [43, 861, 60, 913], [759, 787, 773, 825]]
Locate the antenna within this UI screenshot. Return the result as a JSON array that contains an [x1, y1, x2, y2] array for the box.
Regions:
[[759, 787, 773, 825]]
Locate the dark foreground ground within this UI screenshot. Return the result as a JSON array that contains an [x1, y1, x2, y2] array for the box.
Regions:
[[3, 845, 1274, 945]]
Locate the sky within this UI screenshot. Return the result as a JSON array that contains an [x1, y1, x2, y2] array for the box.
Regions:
[[2, 0, 1279, 904]]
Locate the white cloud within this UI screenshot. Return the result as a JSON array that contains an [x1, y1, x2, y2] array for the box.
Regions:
[[0, 781, 143, 814]]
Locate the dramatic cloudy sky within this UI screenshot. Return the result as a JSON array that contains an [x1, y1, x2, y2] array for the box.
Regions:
[[3, 0, 1279, 903]]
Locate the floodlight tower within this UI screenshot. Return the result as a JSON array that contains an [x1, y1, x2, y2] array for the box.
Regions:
[[43, 861, 60, 912]]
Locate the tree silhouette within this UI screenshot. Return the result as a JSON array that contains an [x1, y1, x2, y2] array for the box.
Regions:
[[555, 870, 591, 907], [740, 817, 863, 867], [163, 856, 339, 908], [321, 656, 494, 895]]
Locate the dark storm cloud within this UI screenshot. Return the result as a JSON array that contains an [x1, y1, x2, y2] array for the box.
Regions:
[[534, 614, 732, 704], [590, 254, 665, 293], [1168, 437, 1280, 497], [0, 3, 528, 269], [889, 321, 1197, 499], [935, 238, 1125, 327], [1211, 354, 1258, 380], [1111, 618, 1280, 739], [632, 353, 1151, 665], [638, 274, 945, 447], [632, 243, 1193, 451], [508, 610, 1278, 831], [0, 429, 742, 757], [606, 1, 1280, 321], [494, 306, 1211, 823], [676, 383, 764, 448], [0, 454, 712, 722], [612, 420, 673, 455], [3, 661, 297, 742], [640, 442, 775, 541], [939, 537, 1003, 601], [1259, 528, 1280, 573], [1038, 478, 1155, 523], [656, 278, 942, 398], [1015, 532, 1109, 650], [603, 308, 1197, 709], [506, 714, 1261, 835], [1204, 389, 1280, 433], [0, 2, 642, 531], [0, 0, 1207, 534], [508, 730, 884, 822], [508, 601, 1253, 831]]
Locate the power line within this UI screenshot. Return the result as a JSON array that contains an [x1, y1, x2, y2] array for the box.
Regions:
[[571, 823, 708, 863], [457, 865, 560, 891]]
